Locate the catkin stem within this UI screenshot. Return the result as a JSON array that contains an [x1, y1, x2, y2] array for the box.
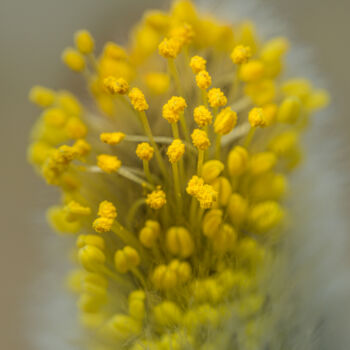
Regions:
[[172, 162, 183, 220]]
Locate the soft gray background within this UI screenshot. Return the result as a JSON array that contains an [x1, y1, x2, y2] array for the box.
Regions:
[[0, 0, 349, 349]]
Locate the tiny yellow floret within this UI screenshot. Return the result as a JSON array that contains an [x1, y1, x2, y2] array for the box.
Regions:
[[196, 70, 212, 90], [248, 107, 268, 127], [167, 139, 185, 163], [62, 48, 85, 72], [214, 107, 237, 135], [190, 55, 206, 74], [98, 200, 117, 220], [231, 45, 252, 65], [146, 188, 166, 209], [128, 88, 149, 111], [103, 76, 129, 95], [208, 88, 227, 108], [74, 30, 95, 54], [97, 154, 121, 173], [158, 37, 181, 59], [100, 132, 125, 145], [136, 142, 154, 161], [191, 129, 210, 150], [193, 105, 212, 127], [162, 96, 187, 124]]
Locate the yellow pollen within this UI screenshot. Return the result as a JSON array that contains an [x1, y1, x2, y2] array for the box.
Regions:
[[73, 139, 91, 157], [167, 139, 185, 163], [97, 154, 121, 173], [103, 76, 129, 95], [64, 201, 91, 221], [92, 217, 114, 234], [191, 129, 210, 150], [196, 70, 212, 90], [98, 200, 117, 220], [100, 132, 125, 145], [248, 107, 268, 128], [158, 37, 181, 59], [74, 30, 94, 54], [136, 142, 154, 161], [162, 96, 187, 124], [193, 105, 212, 127], [208, 88, 228, 108], [128, 88, 149, 111], [146, 188, 166, 210], [190, 55, 207, 74], [231, 45, 252, 65], [62, 48, 85, 72], [214, 107, 238, 135]]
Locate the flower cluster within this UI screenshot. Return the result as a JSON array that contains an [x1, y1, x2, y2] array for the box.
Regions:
[[28, 1, 329, 349]]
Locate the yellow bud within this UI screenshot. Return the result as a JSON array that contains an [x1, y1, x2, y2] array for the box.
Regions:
[[202, 209, 223, 238], [167, 139, 185, 163], [29, 86, 55, 107], [193, 105, 213, 127], [249, 152, 277, 175], [84, 272, 108, 289], [202, 160, 224, 183], [79, 245, 106, 272], [114, 246, 140, 274], [213, 224, 237, 254], [62, 48, 85, 72], [97, 154, 121, 173], [103, 76, 129, 95], [166, 226, 194, 258], [128, 88, 149, 111], [136, 142, 154, 161], [139, 220, 160, 248], [153, 301, 182, 327], [191, 129, 210, 150], [214, 107, 237, 135], [239, 60, 264, 82], [171, 23, 195, 46], [282, 78, 312, 101], [100, 132, 125, 146], [305, 89, 330, 111], [260, 37, 289, 62], [158, 37, 181, 59], [196, 70, 212, 90], [227, 146, 249, 176], [162, 96, 187, 124], [248, 107, 268, 127], [277, 96, 302, 123], [190, 55, 206, 74], [103, 42, 128, 60], [92, 217, 114, 233], [231, 45, 252, 65], [146, 188, 166, 210], [73, 139, 91, 157], [228, 193, 248, 227], [207, 88, 227, 108], [64, 201, 91, 221], [98, 200, 117, 219], [211, 176, 232, 207], [74, 30, 94, 54], [42, 108, 67, 127], [47, 206, 81, 233]]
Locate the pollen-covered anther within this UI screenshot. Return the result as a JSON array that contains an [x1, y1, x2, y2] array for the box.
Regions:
[[193, 105, 212, 127], [162, 96, 187, 124], [97, 154, 121, 173], [211, 176, 232, 207], [208, 88, 228, 108], [166, 226, 194, 258], [228, 145, 249, 176], [202, 209, 223, 238], [139, 220, 160, 248], [145, 72, 170, 94], [92, 217, 114, 234], [62, 48, 85, 72], [136, 142, 154, 161], [167, 139, 185, 163], [128, 290, 146, 321], [29, 85, 55, 107], [158, 37, 181, 59], [114, 246, 140, 274], [78, 245, 106, 272], [231, 45, 252, 65], [214, 107, 237, 135], [98, 200, 117, 220], [128, 88, 149, 111], [240, 60, 265, 82], [73, 139, 91, 157], [191, 129, 210, 150], [277, 96, 302, 123], [202, 160, 224, 183], [64, 201, 91, 221], [170, 23, 195, 46], [186, 175, 205, 197], [146, 188, 166, 209], [74, 30, 94, 54], [103, 76, 129, 95], [190, 55, 206, 74], [196, 70, 212, 90], [248, 107, 268, 128], [76, 234, 105, 250], [197, 184, 217, 209], [100, 132, 125, 145]]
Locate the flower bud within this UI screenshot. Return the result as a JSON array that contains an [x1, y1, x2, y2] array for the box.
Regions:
[[214, 107, 237, 135]]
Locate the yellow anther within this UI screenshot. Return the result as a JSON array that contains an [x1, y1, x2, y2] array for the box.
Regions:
[[162, 96, 187, 124], [262, 103, 278, 125], [166, 226, 194, 258], [78, 245, 106, 272], [171, 0, 198, 21], [98, 200, 117, 220], [248, 107, 268, 127], [84, 272, 108, 289], [305, 89, 330, 111], [245, 79, 276, 106], [193, 105, 212, 127], [92, 217, 114, 233], [114, 246, 140, 274], [277, 96, 302, 123], [249, 152, 276, 175], [73, 139, 91, 157], [282, 78, 312, 101], [62, 48, 85, 72], [196, 70, 212, 90], [97, 154, 121, 173], [100, 132, 125, 145], [77, 235, 105, 250], [249, 172, 287, 201], [198, 184, 217, 209], [248, 201, 284, 233], [103, 76, 129, 95], [57, 90, 82, 116], [47, 206, 81, 233], [213, 224, 237, 254], [136, 142, 154, 161], [158, 37, 181, 59], [227, 145, 249, 176], [28, 141, 53, 166], [231, 45, 252, 65], [190, 55, 207, 74], [228, 193, 248, 227], [153, 301, 182, 327], [260, 37, 289, 62], [29, 86, 55, 107], [167, 139, 185, 163], [211, 176, 232, 207], [173, 260, 192, 283], [202, 160, 224, 183], [207, 88, 227, 108], [239, 60, 265, 82], [202, 209, 223, 238], [144, 10, 170, 30], [186, 175, 204, 197], [139, 220, 160, 248], [191, 129, 210, 150], [170, 23, 195, 46], [64, 201, 91, 221], [128, 88, 149, 111], [146, 188, 166, 209], [74, 30, 94, 54], [214, 107, 237, 135], [145, 72, 170, 94], [42, 108, 67, 127], [103, 42, 128, 60], [65, 117, 87, 139], [129, 290, 146, 321], [106, 314, 142, 340], [269, 130, 298, 156]]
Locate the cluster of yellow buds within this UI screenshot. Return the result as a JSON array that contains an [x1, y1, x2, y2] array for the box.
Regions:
[[28, 1, 329, 349]]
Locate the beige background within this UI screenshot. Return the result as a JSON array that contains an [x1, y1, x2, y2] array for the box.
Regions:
[[0, 0, 349, 349]]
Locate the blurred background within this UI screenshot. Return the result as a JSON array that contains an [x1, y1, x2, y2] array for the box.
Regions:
[[0, 0, 349, 349]]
